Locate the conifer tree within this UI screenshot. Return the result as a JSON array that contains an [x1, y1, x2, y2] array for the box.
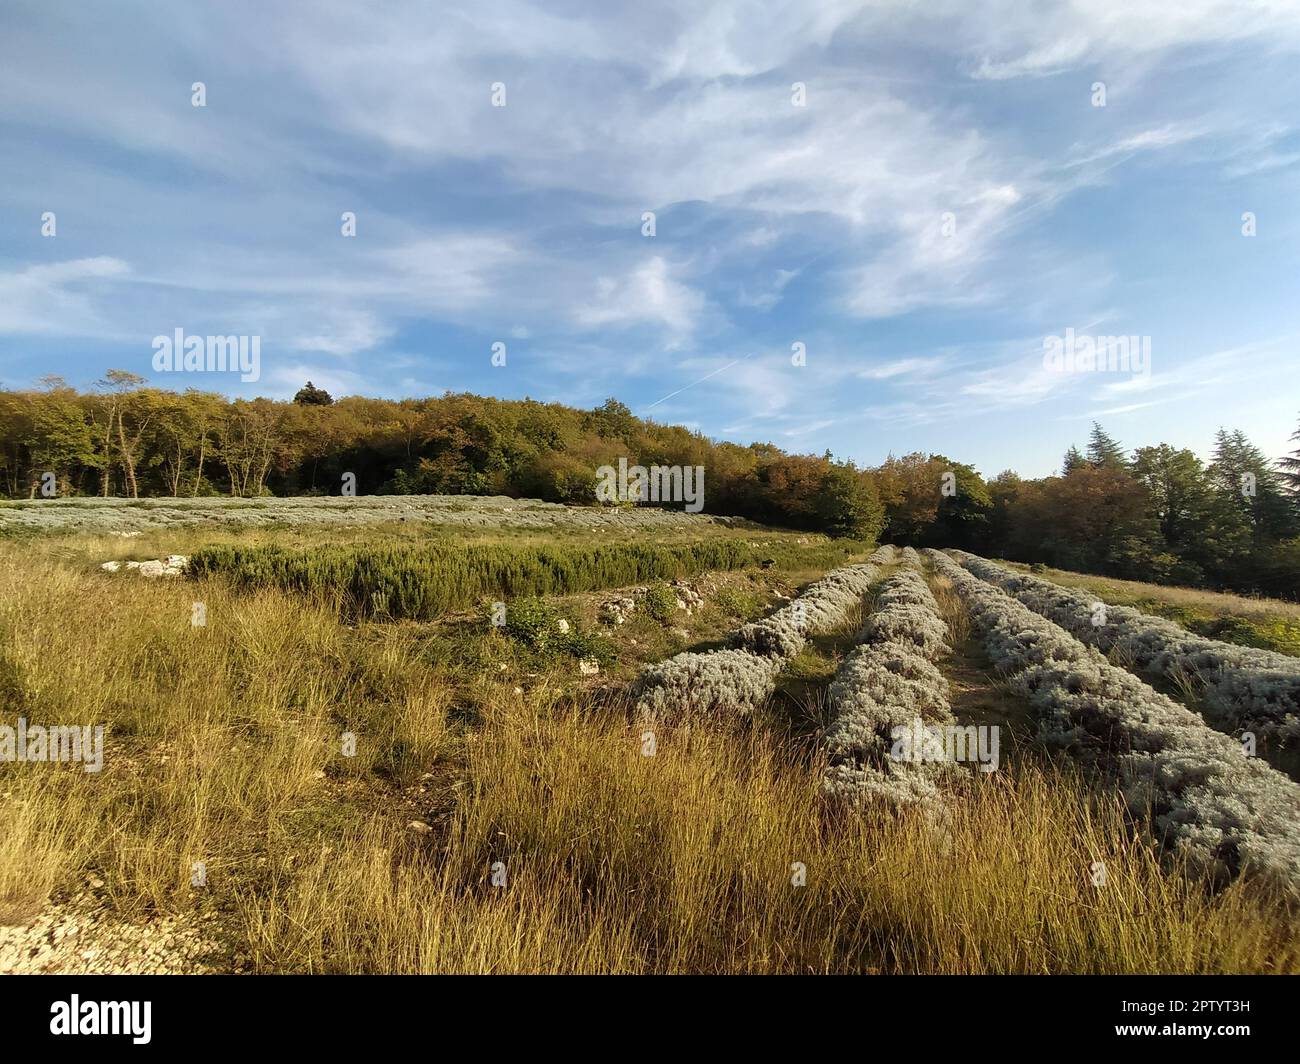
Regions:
[[1062, 445, 1087, 475], [1085, 423, 1128, 470]]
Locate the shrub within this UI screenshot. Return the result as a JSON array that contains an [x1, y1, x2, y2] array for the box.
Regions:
[[492, 596, 614, 662], [189, 536, 829, 621], [951, 551, 1300, 743], [928, 549, 1300, 897], [642, 582, 678, 623], [634, 550, 890, 720], [631, 649, 783, 722], [712, 585, 762, 619], [500, 597, 559, 650], [821, 562, 958, 822], [726, 551, 889, 659]]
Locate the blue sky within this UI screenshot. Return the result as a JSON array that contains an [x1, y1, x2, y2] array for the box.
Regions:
[[1, 0, 1298, 477]]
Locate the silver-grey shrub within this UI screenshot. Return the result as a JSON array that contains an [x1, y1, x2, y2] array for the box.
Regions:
[[928, 549, 1300, 896], [822, 563, 958, 818], [635, 550, 891, 721], [726, 549, 891, 659], [631, 648, 784, 722], [951, 551, 1300, 744]]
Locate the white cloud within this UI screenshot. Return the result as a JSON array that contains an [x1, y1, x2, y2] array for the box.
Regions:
[[291, 309, 394, 356], [575, 257, 707, 340], [859, 356, 947, 380], [0, 257, 131, 335], [972, 37, 1091, 80], [736, 268, 800, 310]]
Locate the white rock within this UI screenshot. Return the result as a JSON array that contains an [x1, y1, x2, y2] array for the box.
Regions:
[[407, 820, 433, 834], [106, 556, 187, 577], [578, 659, 600, 676], [556, 618, 571, 634]]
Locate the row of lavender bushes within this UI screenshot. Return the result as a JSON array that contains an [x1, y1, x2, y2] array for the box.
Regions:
[[821, 554, 959, 824], [631, 546, 896, 722], [951, 550, 1300, 744], [928, 549, 1300, 896]]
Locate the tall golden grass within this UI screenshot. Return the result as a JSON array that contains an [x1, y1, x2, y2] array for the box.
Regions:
[[2, 543, 1297, 972]]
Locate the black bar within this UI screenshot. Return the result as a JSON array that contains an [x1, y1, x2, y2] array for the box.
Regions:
[[3, 974, 1292, 1051]]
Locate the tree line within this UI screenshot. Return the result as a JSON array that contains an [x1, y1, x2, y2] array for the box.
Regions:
[[3, 372, 1299, 597], [879, 423, 1300, 599]]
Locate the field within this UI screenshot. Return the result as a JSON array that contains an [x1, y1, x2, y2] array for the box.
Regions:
[[2, 496, 1298, 974], [0, 493, 747, 537]]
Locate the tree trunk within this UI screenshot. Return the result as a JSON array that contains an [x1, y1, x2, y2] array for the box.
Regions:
[[116, 415, 139, 498], [193, 431, 207, 496], [101, 408, 114, 497]]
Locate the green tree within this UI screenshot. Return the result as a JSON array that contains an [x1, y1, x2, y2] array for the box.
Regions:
[[815, 464, 883, 540], [1279, 414, 1300, 495], [1061, 445, 1087, 475], [1086, 422, 1128, 471], [1209, 428, 1295, 543], [927, 456, 992, 548], [293, 381, 334, 406]]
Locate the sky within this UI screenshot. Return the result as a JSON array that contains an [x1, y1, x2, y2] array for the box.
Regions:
[[1, 0, 1298, 478]]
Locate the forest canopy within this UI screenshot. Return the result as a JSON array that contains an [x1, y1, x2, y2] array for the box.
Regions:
[[3, 373, 1299, 598]]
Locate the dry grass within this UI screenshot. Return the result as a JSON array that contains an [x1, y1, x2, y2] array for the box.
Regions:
[[2, 538, 1298, 973], [1002, 561, 1300, 622], [244, 695, 1300, 973], [0, 550, 451, 925]]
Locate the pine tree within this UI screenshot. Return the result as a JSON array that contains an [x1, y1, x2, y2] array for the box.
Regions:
[[1086, 423, 1127, 470], [293, 381, 333, 406], [1061, 445, 1086, 475], [1279, 414, 1300, 494], [1209, 428, 1296, 541]]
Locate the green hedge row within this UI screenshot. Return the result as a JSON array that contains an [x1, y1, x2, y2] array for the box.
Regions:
[[188, 536, 865, 620]]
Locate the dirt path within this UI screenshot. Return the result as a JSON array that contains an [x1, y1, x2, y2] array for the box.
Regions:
[[924, 563, 1041, 765]]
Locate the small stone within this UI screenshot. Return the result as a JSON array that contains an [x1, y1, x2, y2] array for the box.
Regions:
[[578, 659, 600, 676], [407, 820, 433, 835]]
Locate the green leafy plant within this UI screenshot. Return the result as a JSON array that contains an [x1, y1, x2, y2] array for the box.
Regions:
[[642, 582, 678, 623]]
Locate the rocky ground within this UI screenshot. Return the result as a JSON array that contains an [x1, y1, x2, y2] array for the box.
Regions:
[[0, 891, 223, 974]]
